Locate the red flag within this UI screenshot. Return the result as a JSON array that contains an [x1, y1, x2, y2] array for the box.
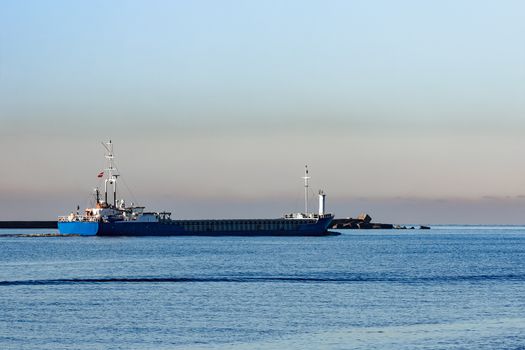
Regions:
[[97, 171, 104, 178]]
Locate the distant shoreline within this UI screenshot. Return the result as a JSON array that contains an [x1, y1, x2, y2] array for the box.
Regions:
[[0, 221, 57, 229]]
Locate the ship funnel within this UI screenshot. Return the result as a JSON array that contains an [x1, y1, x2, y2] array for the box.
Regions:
[[318, 190, 326, 215]]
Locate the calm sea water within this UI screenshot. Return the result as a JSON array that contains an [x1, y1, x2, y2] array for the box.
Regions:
[[1, 227, 525, 349]]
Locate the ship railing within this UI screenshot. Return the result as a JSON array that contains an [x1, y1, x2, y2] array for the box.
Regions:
[[283, 213, 334, 220], [58, 215, 100, 223]]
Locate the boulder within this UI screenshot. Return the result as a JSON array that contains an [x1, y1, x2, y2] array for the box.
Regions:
[[372, 223, 394, 229], [357, 222, 373, 229], [357, 213, 372, 223]]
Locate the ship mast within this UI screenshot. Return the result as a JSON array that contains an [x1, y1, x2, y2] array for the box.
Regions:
[[102, 140, 119, 207], [302, 165, 310, 214]]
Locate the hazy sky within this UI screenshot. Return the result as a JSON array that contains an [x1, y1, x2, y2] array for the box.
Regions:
[[1, 0, 524, 223]]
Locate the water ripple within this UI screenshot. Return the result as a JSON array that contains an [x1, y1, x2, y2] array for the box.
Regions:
[[1, 273, 524, 286]]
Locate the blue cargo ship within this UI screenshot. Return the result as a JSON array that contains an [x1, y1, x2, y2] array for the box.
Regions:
[[58, 141, 335, 236]]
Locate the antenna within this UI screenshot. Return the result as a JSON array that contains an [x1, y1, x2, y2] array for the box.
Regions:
[[104, 140, 115, 179], [102, 140, 119, 206], [301, 165, 311, 214]]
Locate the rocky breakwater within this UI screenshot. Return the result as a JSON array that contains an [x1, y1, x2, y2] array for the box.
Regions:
[[329, 213, 430, 230]]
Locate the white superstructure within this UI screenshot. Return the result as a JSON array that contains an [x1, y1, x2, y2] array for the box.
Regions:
[[58, 140, 156, 224], [285, 165, 331, 220]]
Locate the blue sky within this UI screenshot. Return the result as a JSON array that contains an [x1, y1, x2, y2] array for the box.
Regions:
[[1, 1, 524, 222]]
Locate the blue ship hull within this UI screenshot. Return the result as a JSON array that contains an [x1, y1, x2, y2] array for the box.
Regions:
[[58, 217, 336, 236], [58, 222, 99, 236]]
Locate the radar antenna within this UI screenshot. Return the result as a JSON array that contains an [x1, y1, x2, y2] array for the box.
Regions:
[[301, 165, 311, 214], [102, 140, 119, 207]]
